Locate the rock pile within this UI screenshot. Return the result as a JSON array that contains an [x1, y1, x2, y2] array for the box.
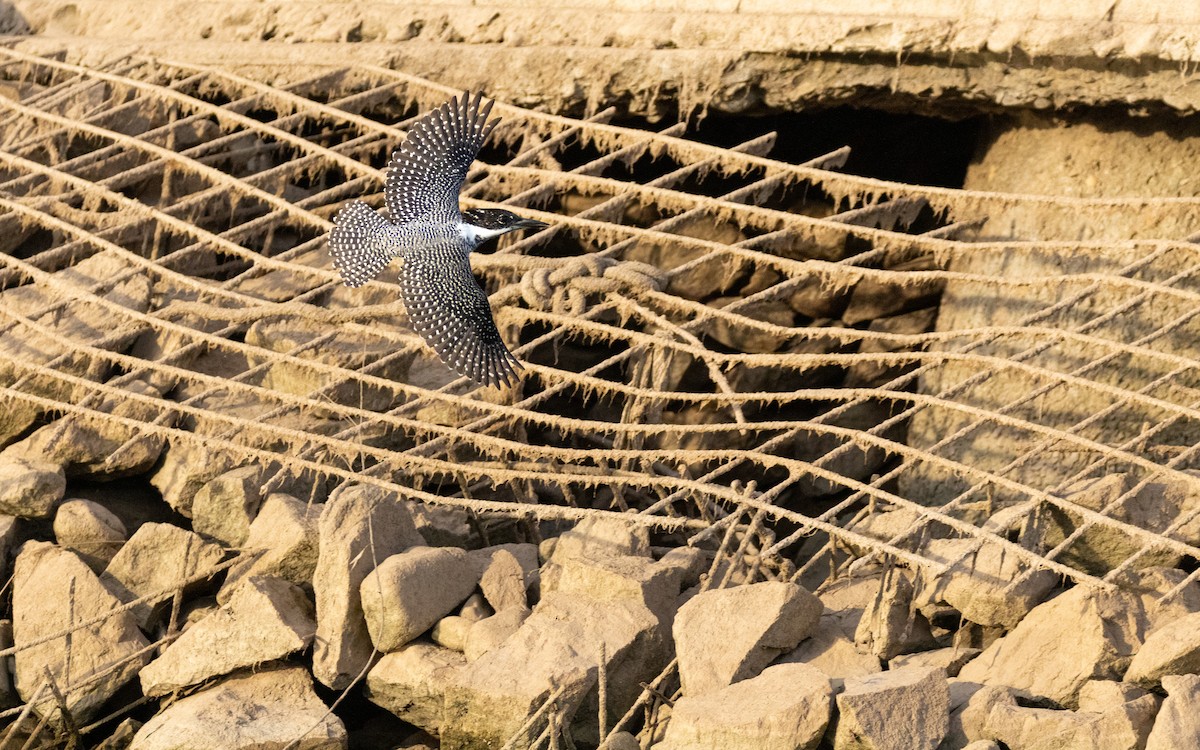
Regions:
[[1, 452, 1200, 749]]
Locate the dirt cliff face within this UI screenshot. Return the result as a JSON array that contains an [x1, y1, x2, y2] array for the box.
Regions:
[[10, 0, 1200, 119]]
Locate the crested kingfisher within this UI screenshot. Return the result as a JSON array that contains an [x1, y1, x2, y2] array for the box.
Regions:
[[327, 92, 547, 388]]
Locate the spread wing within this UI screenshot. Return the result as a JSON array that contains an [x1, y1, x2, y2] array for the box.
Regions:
[[385, 92, 499, 226], [400, 241, 522, 388]]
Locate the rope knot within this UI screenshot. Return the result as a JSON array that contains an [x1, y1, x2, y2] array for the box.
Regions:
[[519, 256, 668, 314]]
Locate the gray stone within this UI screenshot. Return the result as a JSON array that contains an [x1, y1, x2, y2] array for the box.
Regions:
[[312, 483, 423, 689], [361, 547, 478, 653], [1147, 674, 1200, 750], [464, 607, 529, 662], [139, 577, 315, 696], [220, 493, 321, 602], [675, 582, 823, 697], [13, 542, 150, 726], [128, 664, 346, 750], [102, 523, 226, 629], [957, 586, 1145, 707], [192, 465, 264, 547], [0, 457, 64, 519], [835, 666, 949, 750], [53, 499, 125, 572], [365, 642, 466, 735], [657, 663, 832, 750]]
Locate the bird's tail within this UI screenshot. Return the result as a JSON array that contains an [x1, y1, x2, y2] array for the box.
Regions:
[[328, 200, 393, 288]]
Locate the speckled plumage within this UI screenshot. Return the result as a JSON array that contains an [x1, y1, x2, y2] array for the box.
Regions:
[[327, 92, 542, 388]]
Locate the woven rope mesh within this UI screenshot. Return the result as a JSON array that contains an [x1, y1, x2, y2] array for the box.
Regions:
[[6, 43, 1200, 665]]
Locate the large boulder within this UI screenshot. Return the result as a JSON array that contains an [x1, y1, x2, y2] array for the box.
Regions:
[[139, 577, 315, 696], [12, 542, 150, 725], [312, 483, 423, 689], [674, 582, 822, 696], [129, 664, 346, 750]]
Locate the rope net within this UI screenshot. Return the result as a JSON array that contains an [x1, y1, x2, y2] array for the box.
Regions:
[[3, 44, 1200, 744]]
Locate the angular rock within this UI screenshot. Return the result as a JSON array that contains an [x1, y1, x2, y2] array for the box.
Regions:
[[312, 483, 423, 689], [443, 592, 666, 748], [1126, 610, 1200, 688], [1147, 674, 1200, 750], [957, 586, 1145, 707], [464, 607, 529, 662], [102, 523, 226, 629], [478, 549, 528, 613], [961, 681, 1158, 750], [657, 546, 708, 591], [4, 380, 165, 480], [13, 542, 151, 725], [0, 457, 64, 519], [408, 503, 473, 547], [817, 572, 888, 638], [53, 498, 126, 572], [540, 517, 652, 596], [835, 666, 949, 750], [657, 663, 832, 750], [675, 582, 823, 697], [192, 465, 265, 547], [918, 538, 1058, 628], [361, 547, 477, 653], [552, 516, 651, 561], [128, 664, 346, 750], [140, 577, 315, 696], [557, 553, 681, 627], [95, 718, 143, 750], [365, 642, 466, 735], [891, 646, 981, 678], [149, 440, 236, 518], [854, 567, 938, 661], [220, 493, 321, 602], [774, 614, 882, 689], [1042, 474, 1200, 571]]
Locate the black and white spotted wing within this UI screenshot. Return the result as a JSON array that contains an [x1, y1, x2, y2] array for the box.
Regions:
[[328, 200, 393, 288], [385, 92, 499, 226], [400, 241, 522, 388]]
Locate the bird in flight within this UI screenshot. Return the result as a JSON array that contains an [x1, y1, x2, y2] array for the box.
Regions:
[[327, 92, 547, 388]]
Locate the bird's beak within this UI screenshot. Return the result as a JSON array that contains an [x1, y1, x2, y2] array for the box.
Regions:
[[515, 218, 549, 230]]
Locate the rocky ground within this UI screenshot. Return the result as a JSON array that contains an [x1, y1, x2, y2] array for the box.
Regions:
[[0, 449, 1199, 748]]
